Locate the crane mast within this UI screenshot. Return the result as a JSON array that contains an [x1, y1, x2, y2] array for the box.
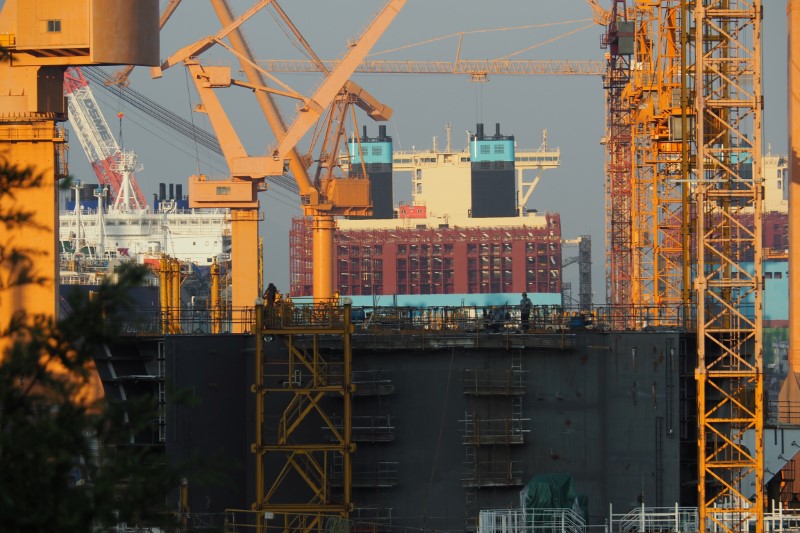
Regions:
[[626, 1, 686, 328], [601, 0, 634, 328], [63, 67, 147, 210], [693, 1, 764, 531]]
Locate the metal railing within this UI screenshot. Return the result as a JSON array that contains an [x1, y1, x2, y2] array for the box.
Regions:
[[113, 302, 708, 337], [609, 502, 800, 533], [609, 504, 697, 533], [479, 508, 586, 533], [119, 306, 256, 335]]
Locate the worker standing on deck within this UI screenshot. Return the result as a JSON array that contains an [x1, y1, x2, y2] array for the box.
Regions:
[[519, 292, 532, 332], [264, 283, 277, 307]]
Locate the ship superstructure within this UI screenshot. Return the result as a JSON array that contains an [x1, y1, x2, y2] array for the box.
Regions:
[[59, 179, 230, 284], [291, 123, 566, 306]]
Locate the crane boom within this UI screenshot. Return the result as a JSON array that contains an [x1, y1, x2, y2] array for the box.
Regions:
[[156, 0, 406, 314], [258, 58, 604, 78], [64, 67, 147, 209], [270, 0, 406, 178]]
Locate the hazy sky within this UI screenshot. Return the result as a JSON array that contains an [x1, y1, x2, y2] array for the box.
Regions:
[[67, 1, 790, 300]]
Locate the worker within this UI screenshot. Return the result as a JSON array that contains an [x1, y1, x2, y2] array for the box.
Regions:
[[264, 283, 277, 307], [519, 292, 532, 332], [490, 306, 505, 333]]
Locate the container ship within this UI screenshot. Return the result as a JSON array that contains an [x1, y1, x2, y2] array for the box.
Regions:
[[290, 123, 580, 308]]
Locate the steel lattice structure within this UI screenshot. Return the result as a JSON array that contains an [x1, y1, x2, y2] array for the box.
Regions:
[[257, 59, 606, 78], [602, 0, 634, 327], [693, 1, 764, 532], [629, 1, 690, 326], [252, 305, 354, 533], [63, 67, 147, 209], [652, 0, 692, 327], [629, 2, 658, 314]]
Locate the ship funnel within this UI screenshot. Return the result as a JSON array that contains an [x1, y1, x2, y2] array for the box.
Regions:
[[159, 183, 166, 201], [176, 184, 183, 200], [496, 123, 501, 137], [379, 125, 387, 138], [169, 184, 174, 200], [476, 123, 484, 139], [363, 125, 368, 140]]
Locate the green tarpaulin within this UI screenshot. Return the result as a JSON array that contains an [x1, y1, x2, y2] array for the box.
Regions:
[[520, 473, 588, 522]]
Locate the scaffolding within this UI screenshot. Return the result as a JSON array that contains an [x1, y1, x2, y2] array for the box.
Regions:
[[324, 414, 395, 443], [250, 303, 354, 533], [463, 352, 528, 528]]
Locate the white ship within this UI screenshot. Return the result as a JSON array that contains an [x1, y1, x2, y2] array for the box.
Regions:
[[59, 151, 230, 285]]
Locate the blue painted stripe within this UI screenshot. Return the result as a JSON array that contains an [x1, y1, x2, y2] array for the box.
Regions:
[[348, 141, 393, 164], [344, 292, 560, 308], [470, 140, 515, 162]]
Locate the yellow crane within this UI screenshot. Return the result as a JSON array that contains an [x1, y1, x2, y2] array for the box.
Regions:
[[154, 0, 405, 322], [257, 58, 605, 80], [0, 0, 159, 372]]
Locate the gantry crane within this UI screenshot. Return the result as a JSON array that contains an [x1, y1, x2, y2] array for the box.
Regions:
[[0, 0, 159, 359], [154, 0, 404, 318]]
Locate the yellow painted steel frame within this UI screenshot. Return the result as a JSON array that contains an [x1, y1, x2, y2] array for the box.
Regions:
[[629, 1, 688, 329], [694, 1, 764, 531], [252, 304, 353, 533], [630, 2, 658, 314], [654, 1, 689, 326], [158, 256, 183, 334], [210, 257, 221, 334]]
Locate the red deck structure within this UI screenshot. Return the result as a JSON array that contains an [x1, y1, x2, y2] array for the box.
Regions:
[[290, 214, 562, 297]]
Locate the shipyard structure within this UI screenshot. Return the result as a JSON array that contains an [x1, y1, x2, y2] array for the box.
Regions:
[[58, 124, 799, 531], [290, 124, 571, 307], [99, 315, 704, 531]]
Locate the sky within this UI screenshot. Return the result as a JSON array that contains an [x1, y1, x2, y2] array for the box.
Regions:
[[65, 0, 790, 302]]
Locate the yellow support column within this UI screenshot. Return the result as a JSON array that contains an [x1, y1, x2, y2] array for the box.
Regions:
[[312, 215, 336, 302], [159, 256, 170, 335], [211, 258, 221, 334], [230, 209, 260, 332], [0, 120, 63, 334], [171, 258, 181, 334], [0, 0, 159, 356]]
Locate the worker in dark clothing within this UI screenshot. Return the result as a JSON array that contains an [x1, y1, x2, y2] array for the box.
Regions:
[[264, 283, 277, 307], [519, 292, 532, 332]]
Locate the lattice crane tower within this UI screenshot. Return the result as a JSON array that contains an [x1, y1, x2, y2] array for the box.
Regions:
[[693, 1, 764, 531]]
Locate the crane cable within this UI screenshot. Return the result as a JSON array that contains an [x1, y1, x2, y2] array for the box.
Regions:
[[84, 67, 303, 201], [369, 18, 594, 58]]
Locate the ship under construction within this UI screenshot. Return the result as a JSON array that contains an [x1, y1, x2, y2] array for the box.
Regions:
[[4, 1, 800, 533]]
